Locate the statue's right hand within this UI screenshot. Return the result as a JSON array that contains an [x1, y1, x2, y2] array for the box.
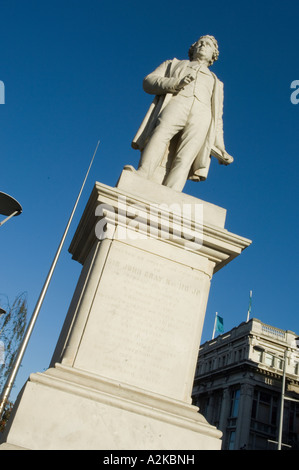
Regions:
[[175, 73, 195, 91]]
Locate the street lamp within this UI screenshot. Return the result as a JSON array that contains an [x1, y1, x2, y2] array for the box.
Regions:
[[277, 349, 287, 450], [0, 192, 22, 227], [253, 344, 299, 450], [0, 191, 21, 332]]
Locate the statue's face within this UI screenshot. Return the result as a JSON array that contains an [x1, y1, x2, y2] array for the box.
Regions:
[[192, 37, 215, 64]]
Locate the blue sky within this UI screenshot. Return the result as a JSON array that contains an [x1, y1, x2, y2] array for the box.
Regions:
[[0, 0, 299, 400]]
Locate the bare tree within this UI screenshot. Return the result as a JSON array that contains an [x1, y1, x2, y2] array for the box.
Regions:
[[0, 293, 28, 396]]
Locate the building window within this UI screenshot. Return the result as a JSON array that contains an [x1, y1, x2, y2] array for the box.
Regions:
[[228, 431, 236, 450], [251, 389, 278, 440], [230, 388, 241, 418], [256, 349, 263, 362], [265, 353, 275, 367], [277, 357, 284, 370], [287, 401, 299, 446]]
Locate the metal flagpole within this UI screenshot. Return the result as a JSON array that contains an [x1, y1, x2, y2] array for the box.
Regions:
[[246, 290, 252, 322], [0, 141, 100, 418]]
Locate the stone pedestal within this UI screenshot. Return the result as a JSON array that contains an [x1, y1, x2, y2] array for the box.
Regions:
[[0, 169, 251, 450]]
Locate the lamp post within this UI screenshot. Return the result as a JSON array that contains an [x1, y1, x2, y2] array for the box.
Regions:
[[0, 192, 22, 227], [277, 349, 287, 450], [254, 344, 299, 450], [277, 337, 299, 450], [0, 191, 21, 329]]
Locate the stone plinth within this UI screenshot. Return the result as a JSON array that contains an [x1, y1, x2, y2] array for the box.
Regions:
[[0, 169, 251, 450]]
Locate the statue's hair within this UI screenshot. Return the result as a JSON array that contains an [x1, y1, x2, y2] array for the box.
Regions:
[[188, 35, 219, 65]]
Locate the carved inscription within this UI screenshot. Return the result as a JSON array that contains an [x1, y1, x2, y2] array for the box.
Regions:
[[78, 241, 209, 399]]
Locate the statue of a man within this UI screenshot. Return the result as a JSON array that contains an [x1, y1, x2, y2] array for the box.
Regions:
[[131, 35, 233, 192]]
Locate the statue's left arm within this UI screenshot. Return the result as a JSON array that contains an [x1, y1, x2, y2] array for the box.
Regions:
[[213, 81, 233, 165], [214, 81, 225, 151]]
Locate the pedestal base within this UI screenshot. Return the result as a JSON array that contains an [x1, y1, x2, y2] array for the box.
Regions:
[[1, 171, 251, 450], [1, 364, 221, 450]]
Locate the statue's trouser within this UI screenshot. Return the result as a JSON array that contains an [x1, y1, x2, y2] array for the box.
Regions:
[[137, 94, 212, 191]]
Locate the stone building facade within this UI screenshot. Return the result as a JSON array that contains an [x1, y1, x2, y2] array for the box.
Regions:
[[192, 318, 299, 450]]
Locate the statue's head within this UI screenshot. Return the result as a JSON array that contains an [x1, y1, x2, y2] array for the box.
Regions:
[[188, 35, 219, 66]]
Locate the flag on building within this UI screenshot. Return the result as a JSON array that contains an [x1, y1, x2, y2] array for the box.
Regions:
[[216, 314, 224, 334], [212, 312, 224, 339]]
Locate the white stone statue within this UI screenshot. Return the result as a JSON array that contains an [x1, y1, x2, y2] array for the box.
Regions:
[[131, 35, 233, 192]]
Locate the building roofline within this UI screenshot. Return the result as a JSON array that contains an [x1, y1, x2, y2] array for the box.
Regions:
[[200, 318, 298, 351]]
